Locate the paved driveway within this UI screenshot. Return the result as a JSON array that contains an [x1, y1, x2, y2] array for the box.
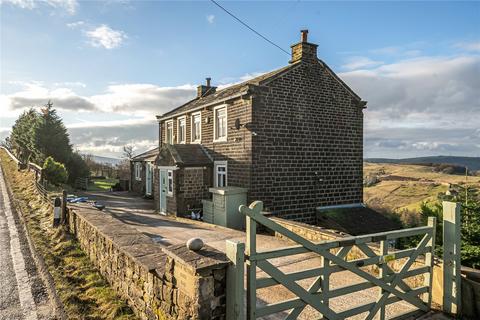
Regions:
[[74, 191, 418, 319]]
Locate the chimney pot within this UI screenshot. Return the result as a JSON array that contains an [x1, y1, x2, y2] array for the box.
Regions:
[[301, 29, 308, 42], [197, 77, 217, 98], [290, 29, 318, 64]]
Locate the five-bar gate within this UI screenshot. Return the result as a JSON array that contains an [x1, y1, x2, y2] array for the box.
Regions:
[[228, 201, 436, 320]]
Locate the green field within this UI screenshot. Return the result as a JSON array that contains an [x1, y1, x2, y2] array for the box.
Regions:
[[87, 178, 119, 191], [364, 162, 480, 214]]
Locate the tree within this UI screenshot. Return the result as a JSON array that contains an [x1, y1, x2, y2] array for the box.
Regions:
[[35, 101, 72, 165], [66, 152, 90, 184], [420, 186, 480, 268], [10, 108, 41, 163], [43, 156, 68, 185], [123, 145, 134, 159]]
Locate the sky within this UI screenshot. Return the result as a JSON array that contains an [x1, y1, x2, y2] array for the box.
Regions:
[[1, 0, 479, 159]]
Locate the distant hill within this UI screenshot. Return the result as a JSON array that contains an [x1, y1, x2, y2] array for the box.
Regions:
[[90, 155, 123, 166], [365, 156, 480, 171]]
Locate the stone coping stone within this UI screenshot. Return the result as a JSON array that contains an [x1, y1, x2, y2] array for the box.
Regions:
[[162, 243, 230, 275], [136, 252, 167, 272], [121, 243, 164, 259], [113, 234, 153, 247]]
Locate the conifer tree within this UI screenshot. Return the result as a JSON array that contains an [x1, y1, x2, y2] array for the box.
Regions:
[[35, 101, 72, 164]]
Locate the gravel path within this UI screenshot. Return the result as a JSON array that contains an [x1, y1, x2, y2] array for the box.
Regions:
[[0, 166, 54, 320]]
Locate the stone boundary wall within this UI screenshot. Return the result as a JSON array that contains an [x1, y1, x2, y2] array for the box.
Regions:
[[67, 204, 229, 320]]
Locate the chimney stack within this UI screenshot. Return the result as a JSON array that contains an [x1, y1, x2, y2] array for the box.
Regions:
[[290, 29, 318, 64], [197, 77, 216, 98]]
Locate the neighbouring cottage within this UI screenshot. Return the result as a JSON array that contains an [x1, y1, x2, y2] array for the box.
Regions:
[[154, 30, 366, 224], [130, 147, 159, 197]]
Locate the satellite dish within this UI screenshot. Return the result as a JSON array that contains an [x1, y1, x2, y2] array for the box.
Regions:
[[234, 118, 241, 130]]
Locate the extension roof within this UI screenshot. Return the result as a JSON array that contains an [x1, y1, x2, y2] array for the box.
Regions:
[[316, 206, 401, 236], [157, 144, 212, 167], [131, 147, 159, 162]]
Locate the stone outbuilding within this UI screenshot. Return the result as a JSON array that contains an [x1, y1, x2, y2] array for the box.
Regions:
[[130, 147, 158, 197]]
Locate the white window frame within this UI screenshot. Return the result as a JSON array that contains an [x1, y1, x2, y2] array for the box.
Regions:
[[167, 170, 173, 196], [134, 162, 141, 181], [213, 105, 227, 142], [191, 111, 202, 143], [214, 161, 227, 187], [177, 116, 186, 144], [165, 120, 173, 144]]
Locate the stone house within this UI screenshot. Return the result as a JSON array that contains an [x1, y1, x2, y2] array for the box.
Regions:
[[130, 147, 158, 197], [154, 30, 366, 223]]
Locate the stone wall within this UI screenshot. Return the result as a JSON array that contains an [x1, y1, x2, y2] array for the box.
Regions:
[[251, 61, 364, 223], [158, 98, 254, 198], [67, 204, 229, 320], [131, 161, 146, 195], [179, 167, 211, 214]]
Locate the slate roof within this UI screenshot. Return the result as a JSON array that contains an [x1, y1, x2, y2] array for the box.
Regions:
[[316, 206, 401, 236], [162, 144, 212, 167], [160, 63, 297, 119], [131, 147, 159, 162]]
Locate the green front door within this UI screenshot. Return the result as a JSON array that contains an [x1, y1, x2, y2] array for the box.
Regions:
[[159, 169, 167, 214]]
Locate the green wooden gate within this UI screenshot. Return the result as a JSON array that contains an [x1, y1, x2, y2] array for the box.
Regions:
[[228, 201, 436, 320]]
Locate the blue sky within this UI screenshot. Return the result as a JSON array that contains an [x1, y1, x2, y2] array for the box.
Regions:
[[1, 0, 479, 158]]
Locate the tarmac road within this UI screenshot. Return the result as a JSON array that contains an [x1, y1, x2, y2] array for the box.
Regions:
[[0, 166, 54, 320]]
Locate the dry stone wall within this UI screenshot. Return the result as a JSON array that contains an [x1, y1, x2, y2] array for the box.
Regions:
[[67, 204, 229, 320]]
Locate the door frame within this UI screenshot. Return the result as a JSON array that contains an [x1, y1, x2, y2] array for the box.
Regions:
[[158, 166, 177, 215]]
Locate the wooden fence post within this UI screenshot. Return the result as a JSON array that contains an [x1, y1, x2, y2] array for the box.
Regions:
[[61, 190, 67, 225], [226, 240, 245, 320], [442, 201, 461, 315], [242, 201, 263, 320]]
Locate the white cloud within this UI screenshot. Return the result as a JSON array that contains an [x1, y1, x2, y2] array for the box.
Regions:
[[206, 14, 215, 24], [85, 25, 127, 49], [454, 41, 480, 52], [66, 20, 85, 28], [341, 56, 384, 71], [340, 53, 480, 157], [2, 81, 196, 118], [1, 0, 78, 14]]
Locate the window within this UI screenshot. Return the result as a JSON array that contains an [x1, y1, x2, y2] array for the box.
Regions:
[[214, 161, 227, 187], [167, 170, 173, 195], [166, 120, 173, 144], [134, 162, 141, 181], [214, 105, 227, 142], [191, 112, 201, 142], [177, 116, 186, 143]]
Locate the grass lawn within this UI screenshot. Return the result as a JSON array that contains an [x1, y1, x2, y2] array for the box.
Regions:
[[88, 178, 119, 191]]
